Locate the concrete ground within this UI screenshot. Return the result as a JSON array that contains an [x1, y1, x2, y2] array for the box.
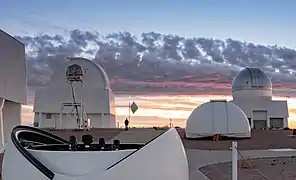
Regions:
[[200, 156, 296, 180], [186, 149, 296, 180]]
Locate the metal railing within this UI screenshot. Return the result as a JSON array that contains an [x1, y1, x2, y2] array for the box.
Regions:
[[231, 141, 271, 180]]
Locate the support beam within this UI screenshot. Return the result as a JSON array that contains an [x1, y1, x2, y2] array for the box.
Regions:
[[283, 117, 288, 128], [266, 116, 270, 128], [250, 118, 254, 129], [0, 98, 5, 147], [232, 141, 238, 180], [38, 112, 42, 127]]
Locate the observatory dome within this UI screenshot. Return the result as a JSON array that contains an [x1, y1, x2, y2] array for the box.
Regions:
[[34, 57, 116, 129], [47, 57, 110, 89], [232, 68, 272, 99], [185, 100, 251, 138]]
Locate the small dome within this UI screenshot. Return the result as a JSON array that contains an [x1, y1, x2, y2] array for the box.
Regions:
[[232, 68, 272, 91], [185, 100, 251, 138]]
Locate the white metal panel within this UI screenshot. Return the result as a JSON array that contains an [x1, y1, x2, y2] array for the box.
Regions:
[[232, 89, 272, 100], [99, 128, 189, 180], [227, 102, 251, 136], [268, 101, 289, 117], [185, 103, 213, 137], [253, 110, 267, 120], [0, 30, 27, 104], [2, 100, 21, 143], [34, 88, 111, 114], [28, 149, 135, 176], [230, 99, 289, 119], [33, 113, 116, 129], [212, 101, 227, 133]]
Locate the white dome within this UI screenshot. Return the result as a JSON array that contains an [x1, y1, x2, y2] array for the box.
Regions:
[[185, 100, 251, 138], [232, 68, 272, 99], [48, 57, 110, 89], [34, 57, 116, 129], [232, 68, 272, 91]]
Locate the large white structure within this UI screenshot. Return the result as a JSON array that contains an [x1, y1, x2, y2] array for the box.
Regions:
[[3, 125, 189, 180], [33, 57, 116, 129], [0, 30, 27, 146], [230, 68, 289, 129], [185, 100, 251, 138]]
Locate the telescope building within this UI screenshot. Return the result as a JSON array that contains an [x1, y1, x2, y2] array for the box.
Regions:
[[33, 57, 116, 129]]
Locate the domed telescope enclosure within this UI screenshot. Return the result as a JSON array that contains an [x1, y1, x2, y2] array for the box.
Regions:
[[230, 67, 289, 129], [34, 57, 116, 129], [232, 67, 272, 100], [185, 100, 251, 139]]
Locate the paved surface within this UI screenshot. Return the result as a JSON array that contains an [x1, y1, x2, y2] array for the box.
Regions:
[[187, 149, 296, 180], [201, 156, 296, 180], [107, 128, 165, 144]]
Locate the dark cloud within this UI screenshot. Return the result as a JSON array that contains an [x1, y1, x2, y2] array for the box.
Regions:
[[14, 29, 296, 96]]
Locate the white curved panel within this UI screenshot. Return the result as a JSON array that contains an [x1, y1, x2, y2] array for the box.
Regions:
[[79, 128, 189, 180], [28, 149, 136, 176], [185, 101, 251, 138], [2, 143, 49, 180], [48, 57, 110, 89], [227, 102, 251, 137]]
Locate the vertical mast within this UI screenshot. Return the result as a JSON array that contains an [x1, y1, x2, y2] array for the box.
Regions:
[[66, 63, 85, 129]]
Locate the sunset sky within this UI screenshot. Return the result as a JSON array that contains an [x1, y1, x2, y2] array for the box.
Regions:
[[2, 1, 296, 128], [22, 93, 296, 128]]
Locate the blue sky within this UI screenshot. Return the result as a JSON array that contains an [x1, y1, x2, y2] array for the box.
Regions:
[[1, 0, 295, 48]]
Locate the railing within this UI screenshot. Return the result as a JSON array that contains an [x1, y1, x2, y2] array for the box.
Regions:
[[231, 141, 271, 180]]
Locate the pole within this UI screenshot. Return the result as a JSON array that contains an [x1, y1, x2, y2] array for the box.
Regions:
[[128, 102, 131, 122], [0, 98, 5, 147], [232, 141, 238, 180], [70, 82, 81, 128]]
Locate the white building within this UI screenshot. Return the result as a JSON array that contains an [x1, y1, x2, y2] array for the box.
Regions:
[[0, 30, 27, 146], [185, 100, 251, 138], [33, 57, 116, 129], [230, 68, 289, 129]]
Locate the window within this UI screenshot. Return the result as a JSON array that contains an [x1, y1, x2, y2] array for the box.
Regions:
[[46, 113, 52, 119]]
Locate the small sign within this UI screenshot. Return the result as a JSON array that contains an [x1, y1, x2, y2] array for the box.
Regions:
[[130, 101, 138, 114]]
